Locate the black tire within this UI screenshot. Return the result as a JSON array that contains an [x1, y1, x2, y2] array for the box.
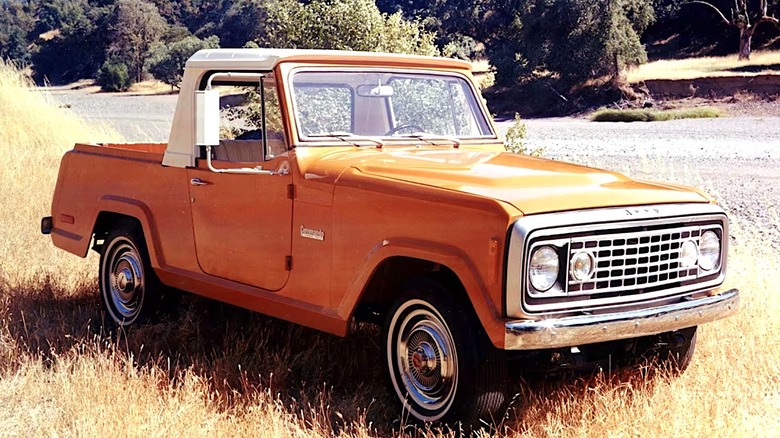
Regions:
[[383, 280, 508, 426], [99, 223, 170, 328], [653, 326, 698, 373]]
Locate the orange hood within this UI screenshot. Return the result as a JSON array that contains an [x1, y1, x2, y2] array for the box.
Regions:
[[342, 148, 709, 215]]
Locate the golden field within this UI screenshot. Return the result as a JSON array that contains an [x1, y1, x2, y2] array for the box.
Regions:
[[1, 60, 779, 437], [627, 49, 780, 83]]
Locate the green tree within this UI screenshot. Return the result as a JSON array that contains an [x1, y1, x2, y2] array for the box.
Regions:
[[253, 0, 437, 55], [0, 1, 35, 64], [147, 35, 219, 88], [30, 1, 113, 84], [377, 0, 492, 59], [108, 0, 168, 83], [216, 0, 274, 47], [486, 0, 654, 86], [97, 58, 132, 91]]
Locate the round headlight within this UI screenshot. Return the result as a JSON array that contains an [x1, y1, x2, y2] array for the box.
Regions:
[[679, 240, 698, 268], [699, 230, 721, 271], [530, 246, 559, 292], [570, 251, 595, 281]]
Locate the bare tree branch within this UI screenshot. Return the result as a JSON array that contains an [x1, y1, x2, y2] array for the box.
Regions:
[[754, 15, 780, 30], [689, 1, 733, 26]]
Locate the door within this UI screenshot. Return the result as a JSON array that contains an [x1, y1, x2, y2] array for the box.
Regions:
[[187, 156, 293, 291]]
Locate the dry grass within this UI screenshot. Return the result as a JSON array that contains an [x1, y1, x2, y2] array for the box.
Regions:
[[127, 79, 178, 95], [1, 61, 779, 437], [628, 50, 780, 83]]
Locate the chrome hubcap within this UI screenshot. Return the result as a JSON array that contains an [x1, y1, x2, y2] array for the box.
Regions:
[[106, 242, 144, 320], [394, 303, 457, 414]]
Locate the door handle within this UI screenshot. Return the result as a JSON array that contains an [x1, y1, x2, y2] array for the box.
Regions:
[[190, 178, 211, 186]]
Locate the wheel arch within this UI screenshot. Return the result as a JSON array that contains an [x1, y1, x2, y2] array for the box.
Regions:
[[90, 196, 163, 269], [346, 246, 505, 348], [351, 256, 467, 323]]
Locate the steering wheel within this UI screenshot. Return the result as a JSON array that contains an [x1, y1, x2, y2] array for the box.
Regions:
[[385, 124, 425, 136]]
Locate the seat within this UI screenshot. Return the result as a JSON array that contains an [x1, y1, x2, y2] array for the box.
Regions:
[[213, 140, 262, 162]]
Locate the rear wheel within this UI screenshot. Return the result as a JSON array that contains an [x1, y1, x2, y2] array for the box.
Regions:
[[99, 225, 167, 328], [384, 281, 507, 425]]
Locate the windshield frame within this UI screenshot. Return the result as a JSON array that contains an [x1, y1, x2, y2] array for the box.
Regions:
[[285, 66, 497, 146]]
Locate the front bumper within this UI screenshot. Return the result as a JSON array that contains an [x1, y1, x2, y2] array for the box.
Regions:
[[505, 288, 739, 350]]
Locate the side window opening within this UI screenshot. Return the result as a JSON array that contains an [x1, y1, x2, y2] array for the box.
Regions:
[[211, 75, 286, 163]]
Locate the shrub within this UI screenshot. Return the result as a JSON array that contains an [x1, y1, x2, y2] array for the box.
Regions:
[[147, 35, 220, 88], [504, 113, 544, 156], [96, 60, 131, 92], [591, 107, 722, 122]]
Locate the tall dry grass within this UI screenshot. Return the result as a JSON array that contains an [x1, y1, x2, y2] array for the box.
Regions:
[[0, 61, 778, 437], [0, 60, 121, 290], [627, 49, 780, 82]]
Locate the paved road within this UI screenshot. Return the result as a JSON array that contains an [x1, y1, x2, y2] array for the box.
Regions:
[[49, 88, 178, 141]]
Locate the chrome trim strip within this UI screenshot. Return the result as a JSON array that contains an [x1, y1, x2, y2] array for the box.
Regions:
[[506, 203, 729, 318], [504, 288, 739, 350]]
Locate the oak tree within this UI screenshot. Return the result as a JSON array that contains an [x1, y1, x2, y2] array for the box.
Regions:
[[690, 0, 780, 59], [108, 0, 168, 83]]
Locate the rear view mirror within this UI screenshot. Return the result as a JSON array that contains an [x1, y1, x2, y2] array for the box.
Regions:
[[357, 84, 394, 97], [195, 89, 220, 146]]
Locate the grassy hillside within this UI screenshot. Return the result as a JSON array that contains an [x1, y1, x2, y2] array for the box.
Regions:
[[1, 61, 778, 436], [628, 50, 780, 83]]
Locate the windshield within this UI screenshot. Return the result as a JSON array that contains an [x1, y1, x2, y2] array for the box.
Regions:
[[290, 69, 494, 142]]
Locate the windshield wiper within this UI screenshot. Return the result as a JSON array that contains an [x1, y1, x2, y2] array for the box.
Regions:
[[307, 132, 385, 148], [397, 132, 462, 148]]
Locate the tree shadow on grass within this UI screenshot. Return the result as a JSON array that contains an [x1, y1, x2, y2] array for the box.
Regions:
[[0, 278, 399, 433], [0, 278, 668, 436], [726, 63, 780, 73]]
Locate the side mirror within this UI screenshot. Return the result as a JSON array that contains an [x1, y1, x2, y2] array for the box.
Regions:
[[195, 89, 220, 146]]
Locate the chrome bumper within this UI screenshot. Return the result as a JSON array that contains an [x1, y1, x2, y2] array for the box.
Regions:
[[505, 289, 739, 350]]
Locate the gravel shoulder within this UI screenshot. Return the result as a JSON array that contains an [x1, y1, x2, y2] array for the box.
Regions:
[[498, 117, 780, 251]]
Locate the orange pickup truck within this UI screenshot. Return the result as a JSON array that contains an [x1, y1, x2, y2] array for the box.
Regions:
[[43, 49, 739, 424]]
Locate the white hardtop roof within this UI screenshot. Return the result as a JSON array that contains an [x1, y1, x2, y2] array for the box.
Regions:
[[185, 48, 473, 71]]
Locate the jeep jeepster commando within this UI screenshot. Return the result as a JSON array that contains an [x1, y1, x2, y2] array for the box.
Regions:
[[42, 49, 740, 424]]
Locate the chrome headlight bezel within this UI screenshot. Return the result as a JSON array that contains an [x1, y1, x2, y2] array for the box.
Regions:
[[698, 230, 721, 271], [528, 245, 560, 292]]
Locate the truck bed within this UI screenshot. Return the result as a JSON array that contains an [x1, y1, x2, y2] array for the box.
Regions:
[[74, 142, 168, 161]]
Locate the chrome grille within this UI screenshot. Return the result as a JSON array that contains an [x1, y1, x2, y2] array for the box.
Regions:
[[508, 204, 730, 317], [523, 221, 725, 314], [567, 226, 710, 295]]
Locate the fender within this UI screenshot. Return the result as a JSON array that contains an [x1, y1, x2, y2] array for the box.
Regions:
[[94, 195, 167, 270], [339, 237, 506, 348]]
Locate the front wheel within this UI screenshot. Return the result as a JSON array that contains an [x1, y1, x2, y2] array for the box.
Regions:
[[384, 282, 507, 425], [653, 326, 698, 372]]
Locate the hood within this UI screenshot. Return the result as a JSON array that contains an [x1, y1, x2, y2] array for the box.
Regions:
[[344, 148, 709, 215]]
